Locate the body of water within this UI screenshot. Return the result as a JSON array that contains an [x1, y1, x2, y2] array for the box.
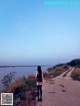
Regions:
[[0, 66, 49, 88]]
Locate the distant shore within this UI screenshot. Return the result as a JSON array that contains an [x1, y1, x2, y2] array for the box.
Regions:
[[0, 65, 51, 68]]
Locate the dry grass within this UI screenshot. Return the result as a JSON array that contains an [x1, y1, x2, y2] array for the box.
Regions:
[[48, 65, 69, 77], [71, 68, 80, 81], [7, 77, 25, 92], [28, 74, 36, 81], [0, 74, 37, 106]]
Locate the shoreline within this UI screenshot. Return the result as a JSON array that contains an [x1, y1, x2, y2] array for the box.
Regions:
[[0, 65, 51, 68]]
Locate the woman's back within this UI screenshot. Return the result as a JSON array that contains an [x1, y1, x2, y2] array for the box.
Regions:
[[36, 66, 42, 82], [36, 66, 43, 101]]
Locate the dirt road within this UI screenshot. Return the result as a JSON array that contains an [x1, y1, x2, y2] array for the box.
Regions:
[[36, 68, 80, 106]]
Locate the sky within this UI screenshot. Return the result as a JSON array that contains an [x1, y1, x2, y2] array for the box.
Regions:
[[0, 0, 80, 65]]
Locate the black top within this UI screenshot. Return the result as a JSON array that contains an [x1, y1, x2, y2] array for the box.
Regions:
[[37, 74, 42, 82]]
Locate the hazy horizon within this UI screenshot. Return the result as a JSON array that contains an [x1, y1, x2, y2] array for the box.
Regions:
[[0, 56, 80, 66], [0, 0, 80, 65]]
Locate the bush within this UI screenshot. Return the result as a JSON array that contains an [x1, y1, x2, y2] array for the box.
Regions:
[[1, 72, 16, 87], [0, 73, 37, 106], [71, 68, 80, 81], [67, 59, 80, 67], [47, 67, 54, 72], [43, 72, 49, 78]]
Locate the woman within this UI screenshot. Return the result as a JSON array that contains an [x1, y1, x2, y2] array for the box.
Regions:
[[36, 66, 44, 102]]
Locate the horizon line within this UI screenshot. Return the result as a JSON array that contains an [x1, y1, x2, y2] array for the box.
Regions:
[[0, 65, 53, 68]]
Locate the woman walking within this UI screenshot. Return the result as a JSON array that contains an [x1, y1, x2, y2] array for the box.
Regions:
[[36, 66, 44, 102]]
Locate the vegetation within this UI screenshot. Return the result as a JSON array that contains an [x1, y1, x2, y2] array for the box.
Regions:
[[47, 58, 80, 79], [67, 59, 80, 67], [71, 68, 80, 81], [0, 73, 37, 106], [1, 72, 16, 87], [47, 64, 69, 77]]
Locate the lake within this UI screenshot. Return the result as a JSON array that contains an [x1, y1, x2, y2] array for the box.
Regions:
[[0, 66, 49, 88]]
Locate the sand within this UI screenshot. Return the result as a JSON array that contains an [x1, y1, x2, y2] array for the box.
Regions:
[[36, 68, 80, 106]]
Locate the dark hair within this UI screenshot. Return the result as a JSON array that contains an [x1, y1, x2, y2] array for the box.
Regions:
[[37, 66, 42, 76]]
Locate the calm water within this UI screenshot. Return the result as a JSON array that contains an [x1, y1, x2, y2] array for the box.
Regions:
[[0, 66, 49, 87]]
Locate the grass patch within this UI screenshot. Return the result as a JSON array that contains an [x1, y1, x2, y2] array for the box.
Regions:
[[71, 68, 80, 81]]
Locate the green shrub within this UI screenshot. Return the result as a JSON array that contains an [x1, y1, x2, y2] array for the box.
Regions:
[[67, 59, 80, 67]]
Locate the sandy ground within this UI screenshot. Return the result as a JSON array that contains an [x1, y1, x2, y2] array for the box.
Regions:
[[36, 68, 80, 106]]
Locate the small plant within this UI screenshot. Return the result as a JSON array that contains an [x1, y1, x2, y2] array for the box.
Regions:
[[1, 72, 16, 87]]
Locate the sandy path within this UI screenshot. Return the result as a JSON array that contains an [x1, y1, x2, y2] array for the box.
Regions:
[[36, 68, 80, 106], [56, 67, 72, 78]]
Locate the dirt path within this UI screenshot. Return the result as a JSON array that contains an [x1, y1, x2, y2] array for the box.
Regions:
[[56, 67, 72, 78], [36, 68, 80, 106]]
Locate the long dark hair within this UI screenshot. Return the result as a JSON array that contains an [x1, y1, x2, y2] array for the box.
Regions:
[[37, 66, 42, 77]]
